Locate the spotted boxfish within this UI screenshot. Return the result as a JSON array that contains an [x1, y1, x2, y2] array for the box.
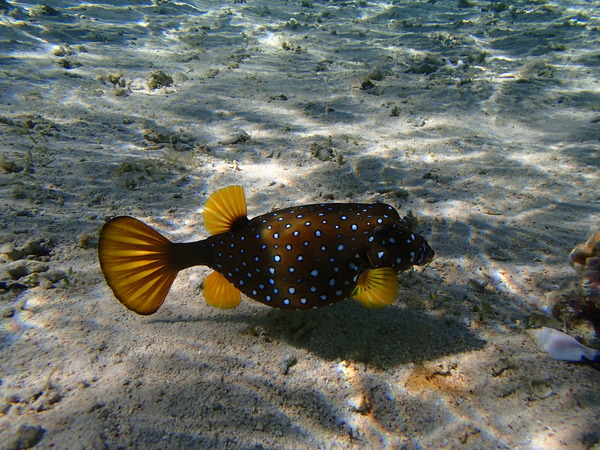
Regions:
[[98, 185, 434, 314]]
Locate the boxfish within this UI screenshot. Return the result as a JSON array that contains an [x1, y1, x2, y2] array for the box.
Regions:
[[98, 185, 434, 314]]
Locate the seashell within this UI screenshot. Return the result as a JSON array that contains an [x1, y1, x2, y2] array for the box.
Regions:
[[581, 257, 600, 299], [528, 376, 553, 399], [526, 327, 599, 362], [570, 230, 600, 310], [570, 229, 600, 273]]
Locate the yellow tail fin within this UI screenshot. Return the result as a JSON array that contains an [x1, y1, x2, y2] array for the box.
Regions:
[[98, 216, 178, 315]]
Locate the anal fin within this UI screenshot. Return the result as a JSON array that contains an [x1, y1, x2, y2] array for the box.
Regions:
[[351, 267, 398, 308], [203, 270, 242, 309]]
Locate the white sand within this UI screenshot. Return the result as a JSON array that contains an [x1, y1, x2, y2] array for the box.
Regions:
[[1, 0, 599, 448]]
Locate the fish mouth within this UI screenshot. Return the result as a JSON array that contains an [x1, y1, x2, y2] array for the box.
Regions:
[[419, 246, 435, 265]]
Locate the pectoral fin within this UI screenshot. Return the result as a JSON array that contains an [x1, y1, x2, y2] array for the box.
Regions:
[[351, 267, 398, 308]]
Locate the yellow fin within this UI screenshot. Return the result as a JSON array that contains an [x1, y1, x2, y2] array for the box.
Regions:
[[202, 185, 247, 235], [351, 267, 398, 308], [98, 216, 178, 315], [203, 270, 242, 309]]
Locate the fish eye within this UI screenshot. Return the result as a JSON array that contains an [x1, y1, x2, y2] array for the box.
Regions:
[[373, 225, 391, 239]]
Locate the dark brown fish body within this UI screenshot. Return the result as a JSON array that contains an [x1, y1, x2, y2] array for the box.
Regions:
[[192, 203, 432, 309], [99, 186, 434, 314]]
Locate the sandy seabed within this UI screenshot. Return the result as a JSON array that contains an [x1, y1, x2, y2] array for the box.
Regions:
[[1, 0, 599, 448]]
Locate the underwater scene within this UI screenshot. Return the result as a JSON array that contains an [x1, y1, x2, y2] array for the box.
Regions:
[[1, 0, 599, 448]]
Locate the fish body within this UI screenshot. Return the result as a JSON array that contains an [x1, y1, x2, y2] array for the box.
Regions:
[[99, 186, 434, 314]]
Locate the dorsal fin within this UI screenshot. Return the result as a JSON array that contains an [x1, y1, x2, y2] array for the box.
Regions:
[[202, 185, 248, 235], [351, 267, 398, 308]]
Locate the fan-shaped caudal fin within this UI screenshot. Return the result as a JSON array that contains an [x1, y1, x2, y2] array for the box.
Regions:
[[98, 216, 179, 315], [351, 267, 398, 308], [202, 185, 248, 235]]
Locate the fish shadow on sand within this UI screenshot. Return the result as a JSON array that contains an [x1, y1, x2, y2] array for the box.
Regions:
[[235, 301, 484, 369], [149, 299, 485, 369]]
